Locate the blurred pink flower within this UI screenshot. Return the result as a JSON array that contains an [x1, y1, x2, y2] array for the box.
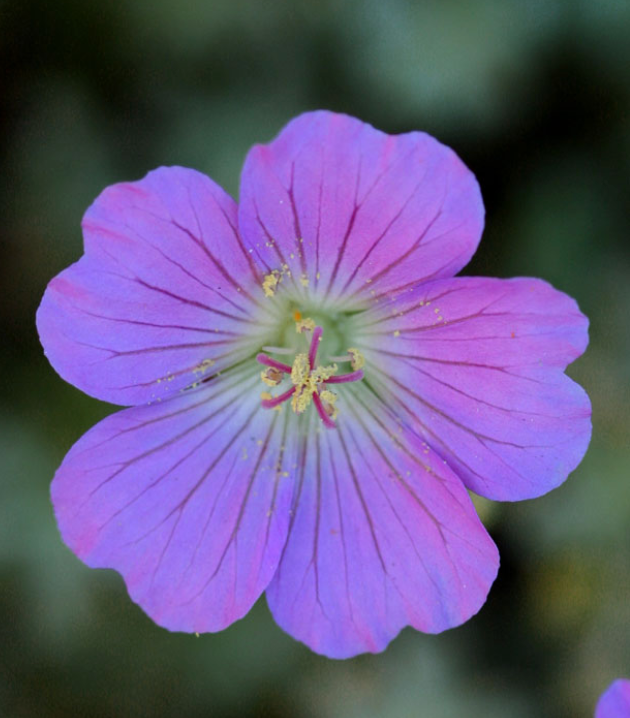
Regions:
[[596, 679, 630, 717]]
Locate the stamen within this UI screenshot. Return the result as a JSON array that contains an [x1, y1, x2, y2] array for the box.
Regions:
[[319, 389, 338, 420], [328, 354, 352, 363], [256, 353, 292, 373], [261, 387, 295, 409], [325, 369, 364, 384], [326, 349, 365, 370], [308, 326, 323, 369], [261, 346, 294, 355], [313, 391, 336, 429]]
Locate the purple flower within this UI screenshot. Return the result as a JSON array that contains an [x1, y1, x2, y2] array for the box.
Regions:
[[37, 111, 591, 658], [596, 680, 630, 718]]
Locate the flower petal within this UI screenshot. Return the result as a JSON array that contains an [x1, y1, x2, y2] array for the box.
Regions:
[[52, 371, 295, 633], [37, 166, 268, 406], [596, 679, 630, 718], [355, 277, 591, 501], [265, 398, 498, 658], [238, 111, 483, 307]]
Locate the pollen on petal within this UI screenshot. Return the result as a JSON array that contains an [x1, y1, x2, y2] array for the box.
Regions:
[[192, 358, 215, 375], [262, 270, 281, 297]]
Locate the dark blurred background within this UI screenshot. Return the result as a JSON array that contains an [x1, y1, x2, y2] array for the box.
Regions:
[[1, 1, 629, 716]]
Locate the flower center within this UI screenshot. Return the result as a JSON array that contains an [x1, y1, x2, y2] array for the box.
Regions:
[[256, 319, 365, 429]]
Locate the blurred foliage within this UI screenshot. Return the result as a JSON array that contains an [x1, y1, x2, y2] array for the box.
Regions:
[[1, 0, 630, 716]]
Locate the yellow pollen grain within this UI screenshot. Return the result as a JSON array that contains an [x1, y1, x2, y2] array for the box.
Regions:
[[291, 387, 310, 414], [260, 391, 272, 401], [316, 272, 320, 280], [300, 273, 309, 287], [290, 353, 310, 386], [393, 330, 401, 337], [347, 348, 365, 371], [193, 358, 215, 375]]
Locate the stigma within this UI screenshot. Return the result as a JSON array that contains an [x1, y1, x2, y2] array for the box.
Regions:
[[255, 323, 364, 428]]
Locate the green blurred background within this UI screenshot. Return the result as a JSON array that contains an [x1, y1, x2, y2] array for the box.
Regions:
[[2, 1, 629, 716]]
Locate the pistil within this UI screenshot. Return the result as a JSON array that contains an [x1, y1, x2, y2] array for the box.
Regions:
[[255, 323, 364, 428]]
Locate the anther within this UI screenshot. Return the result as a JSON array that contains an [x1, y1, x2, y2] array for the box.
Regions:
[[327, 348, 366, 371], [347, 348, 365, 371], [319, 389, 338, 420], [296, 316, 316, 334], [261, 367, 283, 386]]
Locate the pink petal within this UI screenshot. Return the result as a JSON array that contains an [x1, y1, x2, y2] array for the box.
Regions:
[[355, 276, 591, 501], [37, 166, 268, 406], [52, 372, 295, 633], [265, 401, 498, 658], [238, 111, 483, 306], [596, 679, 630, 718]]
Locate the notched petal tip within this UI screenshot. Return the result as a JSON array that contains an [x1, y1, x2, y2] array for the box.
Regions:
[[238, 110, 485, 303], [38, 166, 265, 406], [356, 275, 592, 501], [51, 384, 296, 635], [266, 410, 499, 658]]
